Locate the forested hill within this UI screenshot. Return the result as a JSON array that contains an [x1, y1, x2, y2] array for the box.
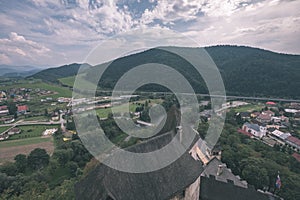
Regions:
[[205, 46, 300, 98], [29, 63, 84, 83], [32, 46, 300, 98]]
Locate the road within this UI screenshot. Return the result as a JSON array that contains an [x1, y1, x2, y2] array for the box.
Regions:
[[74, 89, 300, 103]]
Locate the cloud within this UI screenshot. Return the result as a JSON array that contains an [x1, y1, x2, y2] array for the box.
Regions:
[[182, 0, 300, 54], [0, 0, 299, 66], [0, 32, 50, 65]]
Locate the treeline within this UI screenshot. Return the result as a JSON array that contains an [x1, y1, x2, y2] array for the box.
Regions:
[[0, 130, 92, 199]]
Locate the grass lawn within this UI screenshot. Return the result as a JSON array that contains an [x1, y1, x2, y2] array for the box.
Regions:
[[59, 74, 95, 91], [8, 125, 59, 140], [96, 103, 138, 118], [234, 104, 264, 112], [59, 76, 76, 87], [0, 126, 12, 134], [0, 137, 52, 148], [23, 115, 49, 121]]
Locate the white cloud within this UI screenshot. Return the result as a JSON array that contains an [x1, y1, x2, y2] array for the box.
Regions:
[[0, 0, 299, 66], [0, 53, 11, 64], [0, 32, 51, 65], [182, 0, 300, 54]]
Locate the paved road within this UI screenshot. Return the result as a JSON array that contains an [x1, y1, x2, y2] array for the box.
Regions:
[[0, 120, 61, 128]]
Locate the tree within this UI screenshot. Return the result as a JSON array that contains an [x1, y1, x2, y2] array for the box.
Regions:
[[14, 154, 27, 173], [27, 148, 50, 170], [242, 164, 269, 189], [44, 108, 49, 117], [66, 161, 79, 177], [53, 149, 74, 166], [0, 162, 17, 176], [7, 101, 17, 115]]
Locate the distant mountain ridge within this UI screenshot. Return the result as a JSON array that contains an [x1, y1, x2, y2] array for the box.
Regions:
[[0, 65, 42, 77], [31, 45, 300, 98]]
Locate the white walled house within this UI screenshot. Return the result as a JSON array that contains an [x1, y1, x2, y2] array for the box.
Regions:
[[242, 123, 267, 138]]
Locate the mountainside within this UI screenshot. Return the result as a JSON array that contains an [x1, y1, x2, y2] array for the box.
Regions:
[[0, 65, 41, 77], [33, 46, 300, 98], [29, 63, 84, 83], [205, 46, 300, 98]]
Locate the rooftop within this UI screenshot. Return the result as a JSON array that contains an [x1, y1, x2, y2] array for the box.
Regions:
[[292, 153, 300, 162], [75, 131, 203, 200], [202, 157, 247, 188], [286, 136, 300, 146], [17, 105, 28, 112], [244, 122, 260, 132], [200, 175, 280, 200]]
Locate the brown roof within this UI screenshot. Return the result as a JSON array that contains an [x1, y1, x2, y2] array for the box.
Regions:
[[257, 114, 271, 120], [262, 110, 274, 116], [286, 136, 300, 146], [292, 153, 300, 162]]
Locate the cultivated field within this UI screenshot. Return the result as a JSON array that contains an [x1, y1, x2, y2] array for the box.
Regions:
[[0, 137, 54, 164]]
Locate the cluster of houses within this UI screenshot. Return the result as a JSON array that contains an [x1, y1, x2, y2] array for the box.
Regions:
[[238, 102, 300, 152], [0, 87, 57, 104], [0, 127, 21, 141], [0, 88, 31, 102], [0, 104, 29, 124]]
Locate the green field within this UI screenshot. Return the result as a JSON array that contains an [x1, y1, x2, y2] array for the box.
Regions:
[[96, 103, 138, 118], [0, 126, 12, 134], [59, 76, 76, 87], [233, 104, 264, 112], [59, 74, 95, 91], [1, 79, 72, 98], [0, 137, 52, 148], [23, 115, 49, 121], [8, 125, 59, 140]]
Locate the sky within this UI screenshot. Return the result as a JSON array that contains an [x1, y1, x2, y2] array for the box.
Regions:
[[0, 0, 299, 67]]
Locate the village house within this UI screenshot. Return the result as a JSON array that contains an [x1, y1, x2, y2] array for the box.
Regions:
[[242, 122, 267, 138], [238, 112, 251, 120], [0, 105, 9, 116], [17, 105, 29, 114], [269, 130, 291, 143], [257, 110, 274, 123], [0, 134, 9, 141], [0, 91, 7, 101], [43, 128, 58, 136], [285, 136, 300, 151], [7, 127, 21, 135]]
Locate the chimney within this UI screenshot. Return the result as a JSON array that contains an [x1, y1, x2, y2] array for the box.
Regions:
[[176, 126, 183, 143], [217, 164, 224, 176]]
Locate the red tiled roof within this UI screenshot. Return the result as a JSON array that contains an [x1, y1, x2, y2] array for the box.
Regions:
[[266, 101, 276, 105], [17, 105, 28, 112], [286, 136, 300, 146], [292, 153, 300, 162]]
